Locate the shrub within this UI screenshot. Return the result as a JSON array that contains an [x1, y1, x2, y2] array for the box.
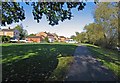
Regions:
[[1, 35, 11, 43], [44, 37, 49, 43]]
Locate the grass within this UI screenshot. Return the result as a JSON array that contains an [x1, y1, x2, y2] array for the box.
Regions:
[[48, 56, 74, 81], [83, 43, 120, 78], [1, 43, 77, 81]]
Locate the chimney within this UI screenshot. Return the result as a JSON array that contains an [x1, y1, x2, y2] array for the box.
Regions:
[[8, 27, 10, 29]]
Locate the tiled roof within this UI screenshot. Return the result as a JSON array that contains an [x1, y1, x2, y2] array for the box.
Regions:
[[1, 29, 14, 31], [59, 36, 66, 38], [26, 36, 42, 38], [47, 33, 54, 36]]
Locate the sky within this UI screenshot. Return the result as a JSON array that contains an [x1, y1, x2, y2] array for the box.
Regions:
[[1, 2, 96, 37]]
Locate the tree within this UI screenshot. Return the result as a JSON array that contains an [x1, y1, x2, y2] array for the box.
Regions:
[[75, 32, 79, 36], [14, 24, 28, 40], [70, 35, 76, 40], [2, 2, 25, 26], [1, 35, 11, 43], [22, 29, 28, 39], [1, 1, 96, 26], [44, 37, 49, 43], [84, 23, 104, 45], [94, 2, 118, 48], [28, 33, 36, 36], [76, 32, 87, 43]]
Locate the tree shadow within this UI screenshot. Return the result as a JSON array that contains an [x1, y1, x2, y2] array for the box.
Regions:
[[87, 45, 120, 65], [65, 46, 118, 81], [86, 45, 120, 80], [2, 44, 77, 81], [65, 55, 117, 81]]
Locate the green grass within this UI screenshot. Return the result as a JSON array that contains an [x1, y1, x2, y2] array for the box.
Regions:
[[48, 56, 74, 81], [1, 43, 77, 81], [83, 44, 120, 78]]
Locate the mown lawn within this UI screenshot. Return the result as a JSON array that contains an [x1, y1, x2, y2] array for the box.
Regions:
[[84, 44, 120, 79], [1, 43, 77, 81]]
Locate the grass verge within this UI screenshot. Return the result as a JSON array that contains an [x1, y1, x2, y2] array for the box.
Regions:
[[48, 56, 74, 81], [84, 44, 120, 79]]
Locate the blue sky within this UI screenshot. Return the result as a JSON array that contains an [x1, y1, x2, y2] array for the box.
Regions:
[[1, 2, 96, 37]]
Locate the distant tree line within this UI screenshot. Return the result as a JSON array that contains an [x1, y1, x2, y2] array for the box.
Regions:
[[71, 2, 119, 49]]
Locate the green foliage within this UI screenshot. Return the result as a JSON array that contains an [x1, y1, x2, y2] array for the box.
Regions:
[[75, 32, 79, 36], [85, 44, 120, 78], [1, 35, 11, 43], [44, 37, 49, 43], [14, 24, 28, 39], [2, 2, 25, 26], [73, 32, 87, 43], [70, 35, 76, 40], [28, 33, 36, 36], [74, 2, 119, 49], [84, 23, 104, 45], [48, 56, 74, 81], [1, 0, 100, 26], [94, 2, 118, 48], [2, 2, 87, 26]]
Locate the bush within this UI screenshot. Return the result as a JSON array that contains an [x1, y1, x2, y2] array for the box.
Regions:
[[1, 35, 11, 43], [44, 37, 49, 43]]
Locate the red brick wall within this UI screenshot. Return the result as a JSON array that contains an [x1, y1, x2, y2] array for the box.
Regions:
[[60, 38, 66, 42], [27, 38, 41, 43]]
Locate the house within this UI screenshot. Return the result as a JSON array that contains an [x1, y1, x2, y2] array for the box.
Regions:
[[36, 32, 58, 42], [26, 31, 67, 43], [13, 30, 20, 40], [58, 36, 66, 42], [26, 36, 43, 43], [51, 33, 59, 41], [47, 33, 55, 42], [36, 32, 48, 38], [0, 27, 20, 40]]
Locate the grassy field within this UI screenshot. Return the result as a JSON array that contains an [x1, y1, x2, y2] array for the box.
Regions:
[[83, 44, 120, 79], [1, 43, 77, 81]]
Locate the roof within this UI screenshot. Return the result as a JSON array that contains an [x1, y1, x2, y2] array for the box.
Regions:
[[26, 36, 42, 38], [47, 33, 54, 36], [59, 36, 66, 38], [1, 29, 14, 31], [37, 31, 47, 34]]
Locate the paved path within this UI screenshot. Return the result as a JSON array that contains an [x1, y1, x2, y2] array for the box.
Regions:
[[65, 45, 118, 81]]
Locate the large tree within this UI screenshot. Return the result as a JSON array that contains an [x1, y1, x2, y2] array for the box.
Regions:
[[1, 1, 99, 26], [73, 32, 87, 43], [94, 2, 119, 47], [84, 23, 104, 45], [14, 24, 28, 40]]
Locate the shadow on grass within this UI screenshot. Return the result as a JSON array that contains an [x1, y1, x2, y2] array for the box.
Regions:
[[87, 45, 120, 65], [1, 44, 77, 81], [87, 45, 120, 79]]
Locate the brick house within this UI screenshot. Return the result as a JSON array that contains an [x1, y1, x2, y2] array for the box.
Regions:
[[26, 36, 43, 43], [51, 33, 59, 41], [47, 33, 55, 42], [36, 32, 58, 42], [26, 31, 67, 43], [58, 36, 66, 42], [36, 32, 47, 38], [0, 27, 20, 40]]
